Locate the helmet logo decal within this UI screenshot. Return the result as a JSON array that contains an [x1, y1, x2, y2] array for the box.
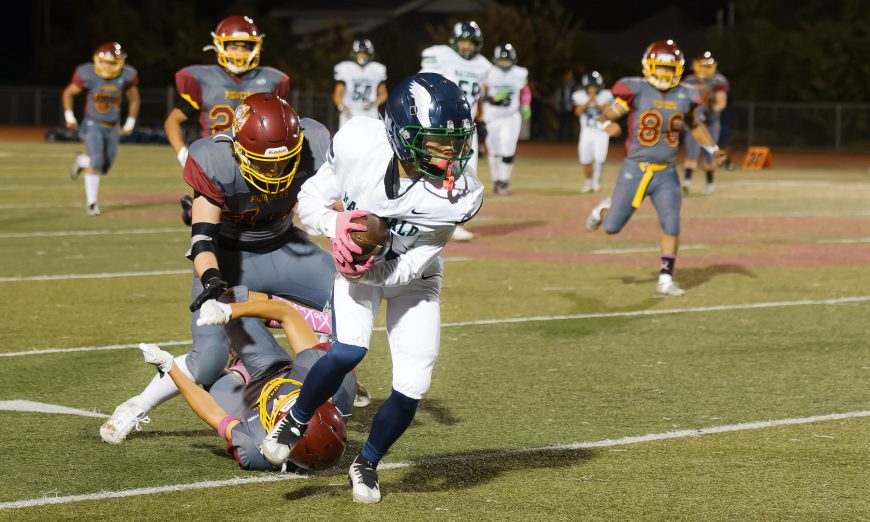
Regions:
[[233, 103, 251, 134], [264, 146, 289, 156], [408, 81, 433, 127]]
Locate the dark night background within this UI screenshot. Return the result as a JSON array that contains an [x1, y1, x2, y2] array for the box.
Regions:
[[6, 0, 868, 102]]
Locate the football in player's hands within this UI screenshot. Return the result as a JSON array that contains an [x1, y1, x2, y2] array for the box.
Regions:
[[349, 214, 389, 263]]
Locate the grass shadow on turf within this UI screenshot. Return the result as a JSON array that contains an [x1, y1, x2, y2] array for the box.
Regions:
[[285, 446, 595, 501], [467, 220, 548, 237], [617, 264, 755, 291], [349, 398, 460, 431]]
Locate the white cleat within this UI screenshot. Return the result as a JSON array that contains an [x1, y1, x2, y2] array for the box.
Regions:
[[581, 180, 594, 193], [100, 399, 150, 444], [592, 182, 601, 192], [705, 183, 715, 195], [681, 180, 691, 195], [349, 456, 381, 503], [70, 153, 85, 181], [656, 280, 686, 296], [585, 197, 611, 231], [354, 382, 372, 408], [451, 225, 474, 242], [87, 203, 101, 216]]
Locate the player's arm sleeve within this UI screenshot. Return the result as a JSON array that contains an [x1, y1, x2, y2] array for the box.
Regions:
[[124, 68, 140, 91], [175, 69, 204, 113], [273, 73, 290, 99], [420, 49, 438, 72], [228, 421, 278, 471], [357, 226, 454, 287], [182, 155, 225, 207], [333, 64, 345, 83], [297, 146, 341, 238], [72, 67, 86, 89], [305, 122, 332, 172], [610, 80, 636, 112]]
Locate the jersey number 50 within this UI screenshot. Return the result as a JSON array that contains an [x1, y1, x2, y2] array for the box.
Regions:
[[637, 110, 684, 147], [457, 80, 481, 103]]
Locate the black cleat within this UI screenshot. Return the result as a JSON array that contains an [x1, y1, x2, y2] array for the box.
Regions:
[[349, 455, 381, 503], [180, 195, 193, 226]]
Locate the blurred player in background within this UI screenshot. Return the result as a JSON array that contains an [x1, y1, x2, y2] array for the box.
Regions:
[[263, 73, 483, 503], [482, 43, 531, 195], [164, 15, 290, 225], [63, 42, 140, 216], [586, 40, 725, 296], [131, 288, 355, 471], [100, 94, 336, 443], [682, 51, 729, 194], [333, 38, 388, 128], [420, 20, 491, 241], [572, 71, 615, 193]]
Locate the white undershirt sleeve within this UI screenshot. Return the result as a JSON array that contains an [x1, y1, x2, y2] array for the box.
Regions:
[[297, 161, 341, 239]]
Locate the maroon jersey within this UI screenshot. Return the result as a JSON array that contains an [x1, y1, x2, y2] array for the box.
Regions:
[[175, 65, 290, 137], [612, 77, 702, 164]]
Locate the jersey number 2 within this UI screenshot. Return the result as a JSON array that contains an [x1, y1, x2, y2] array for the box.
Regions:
[[209, 104, 234, 134]]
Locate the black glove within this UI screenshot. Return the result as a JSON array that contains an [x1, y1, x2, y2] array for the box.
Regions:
[[190, 268, 228, 312]]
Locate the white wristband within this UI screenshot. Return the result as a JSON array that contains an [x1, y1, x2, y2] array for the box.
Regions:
[[122, 116, 136, 132], [64, 110, 77, 125], [702, 144, 720, 155], [177, 146, 189, 167]]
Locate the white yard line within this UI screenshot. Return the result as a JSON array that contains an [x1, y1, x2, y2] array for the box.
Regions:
[[0, 227, 184, 239], [1, 409, 867, 510], [3, 295, 869, 358], [817, 237, 870, 244], [592, 245, 705, 255], [0, 400, 108, 419], [0, 269, 190, 283]]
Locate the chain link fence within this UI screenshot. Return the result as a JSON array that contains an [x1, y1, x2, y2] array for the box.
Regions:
[[0, 86, 867, 152]]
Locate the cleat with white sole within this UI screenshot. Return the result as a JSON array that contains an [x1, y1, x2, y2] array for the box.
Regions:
[[581, 180, 594, 193], [87, 203, 101, 216], [585, 197, 611, 231], [451, 225, 474, 242], [354, 382, 372, 408], [705, 183, 715, 195], [349, 455, 381, 503], [100, 399, 150, 444], [656, 280, 686, 296]]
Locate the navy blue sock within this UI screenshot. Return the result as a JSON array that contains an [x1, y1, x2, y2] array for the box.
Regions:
[[684, 168, 694, 181], [360, 389, 420, 466], [290, 341, 367, 424]]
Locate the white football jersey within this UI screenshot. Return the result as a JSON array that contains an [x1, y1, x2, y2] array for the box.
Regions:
[[333, 60, 387, 116], [298, 118, 483, 287], [420, 45, 492, 116], [572, 89, 614, 129], [482, 65, 529, 121]]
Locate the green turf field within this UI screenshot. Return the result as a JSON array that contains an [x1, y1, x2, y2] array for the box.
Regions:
[[0, 141, 868, 520]]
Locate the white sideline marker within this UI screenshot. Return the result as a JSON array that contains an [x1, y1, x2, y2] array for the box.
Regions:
[[0, 400, 108, 419], [0, 409, 867, 510], [0, 269, 190, 283], [3, 295, 870, 358], [0, 227, 184, 239]]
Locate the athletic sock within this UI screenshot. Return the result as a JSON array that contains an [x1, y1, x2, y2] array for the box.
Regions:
[[290, 341, 367, 424], [705, 170, 715, 184], [659, 255, 676, 283], [502, 161, 514, 183], [592, 162, 603, 185], [84, 173, 100, 206], [133, 354, 193, 412], [360, 389, 420, 465], [684, 168, 694, 181]]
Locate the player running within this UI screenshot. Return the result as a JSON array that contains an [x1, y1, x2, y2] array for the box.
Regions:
[[63, 42, 140, 216], [482, 43, 531, 195], [420, 20, 491, 241], [100, 93, 336, 444], [572, 71, 615, 193], [164, 15, 290, 225], [333, 38, 388, 128], [682, 51, 730, 195], [132, 287, 355, 471], [586, 40, 725, 296], [259, 73, 483, 503]]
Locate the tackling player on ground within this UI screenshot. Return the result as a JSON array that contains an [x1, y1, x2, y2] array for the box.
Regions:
[[260, 73, 483, 503], [586, 40, 725, 296], [682, 51, 729, 195], [63, 42, 140, 216], [420, 20, 491, 241], [164, 15, 290, 225], [134, 288, 354, 471], [482, 43, 531, 196], [100, 93, 336, 443], [573, 71, 615, 193], [333, 38, 388, 128]]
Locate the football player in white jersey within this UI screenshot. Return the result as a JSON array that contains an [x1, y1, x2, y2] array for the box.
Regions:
[[333, 38, 388, 128], [420, 20, 491, 241], [573, 71, 616, 193], [482, 43, 531, 195], [260, 73, 483, 504]]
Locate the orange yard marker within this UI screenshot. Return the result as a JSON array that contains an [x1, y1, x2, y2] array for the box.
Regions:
[[743, 146, 773, 170]]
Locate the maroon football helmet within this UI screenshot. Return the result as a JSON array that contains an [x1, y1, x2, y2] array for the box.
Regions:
[[288, 401, 347, 470], [212, 15, 263, 74], [641, 39, 685, 90], [693, 51, 718, 80], [93, 42, 126, 79], [232, 93, 304, 194]]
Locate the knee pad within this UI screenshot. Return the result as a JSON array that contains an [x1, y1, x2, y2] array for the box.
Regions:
[[325, 341, 367, 373], [501, 155, 515, 164]]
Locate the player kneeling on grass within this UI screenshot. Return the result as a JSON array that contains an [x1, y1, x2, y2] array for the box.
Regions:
[[132, 287, 355, 471], [586, 40, 725, 296], [258, 72, 483, 503]]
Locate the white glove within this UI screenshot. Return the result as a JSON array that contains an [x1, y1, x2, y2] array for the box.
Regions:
[[701, 144, 720, 155], [196, 299, 233, 326], [139, 343, 174, 373], [64, 109, 77, 127], [596, 119, 612, 131], [177, 146, 189, 167], [122, 116, 136, 133]]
